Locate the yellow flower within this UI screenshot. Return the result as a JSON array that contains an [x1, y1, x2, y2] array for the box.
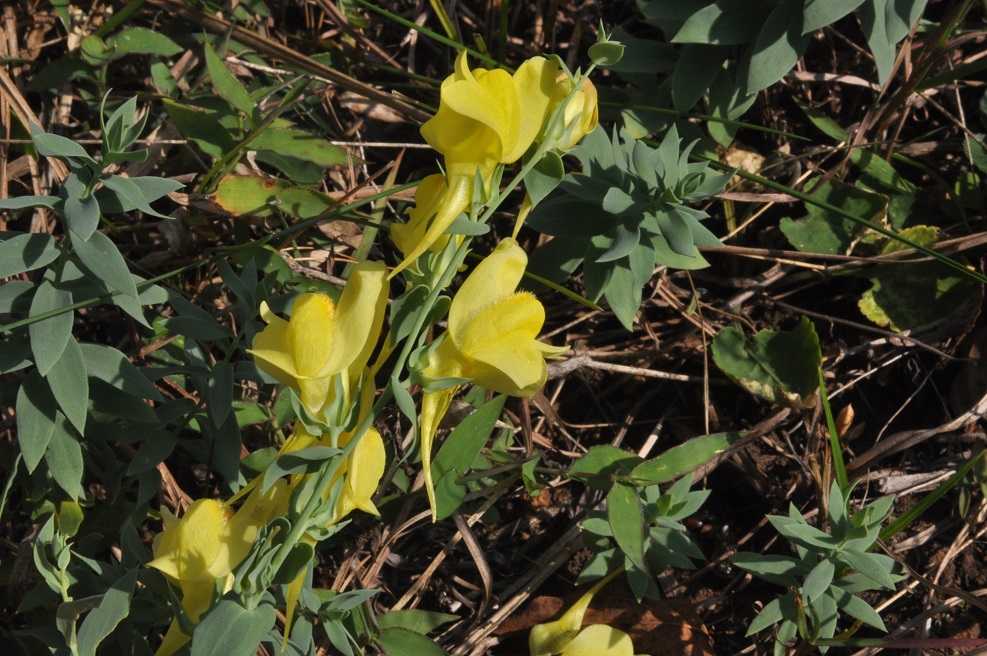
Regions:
[[391, 173, 461, 260], [148, 485, 288, 656], [392, 53, 559, 276], [249, 261, 388, 414], [529, 570, 646, 656], [544, 72, 599, 152], [427, 238, 567, 395], [420, 238, 566, 517]]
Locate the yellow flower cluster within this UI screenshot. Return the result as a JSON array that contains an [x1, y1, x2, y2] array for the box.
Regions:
[[150, 264, 389, 654], [391, 51, 598, 275], [148, 46, 599, 651], [394, 52, 598, 520]]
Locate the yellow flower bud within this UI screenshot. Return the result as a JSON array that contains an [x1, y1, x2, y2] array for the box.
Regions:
[[545, 72, 599, 152]]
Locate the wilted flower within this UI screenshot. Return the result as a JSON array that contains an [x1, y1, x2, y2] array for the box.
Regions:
[[529, 571, 646, 656], [392, 53, 559, 275], [391, 173, 460, 260], [249, 261, 388, 414], [420, 238, 566, 516]]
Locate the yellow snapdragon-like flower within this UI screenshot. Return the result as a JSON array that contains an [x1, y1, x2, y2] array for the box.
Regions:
[[529, 570, 647, 656], [420, 238, 566, 517], [392, 53, 559, 275], [427, 238, 567, 395], [148, 485, 288, 656], [248, 261, 388, 414]]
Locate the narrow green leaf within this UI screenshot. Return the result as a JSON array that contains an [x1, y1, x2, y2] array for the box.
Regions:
[[71, 229, 138, 298], [802, 558, 835, 602], [99, 176, 172, 220], [673, 0, 771, 45], [607, 482, 648, 574], [76, 569, 138, 656], [672, 44, 727, 112], [0, 233, 61, 278], [79, 343, 161, 400], [61, 177, 102, 241], [432, 395, 507, 520], [378, 627, 450, 656], [840, 549, 896, 589], [163, 98, 236, 159], [16, 369, 58, 473], [0, 195, 60, 211], [29, 279, 74, 376], [45, 412, 85, 500], [250, 128, 352, 168], [30, 123, 97, 166], [272, 541, 315, 585], [47, 337, 88, 434], [190, 600, 276, 656], [802, 0, 866, 34], [377, 610, 458, 635], [747, 596, 784, 635], [744, 0, 812, 94], [263, 446, 342, 494], [629, 432, 743, 485], [829, 586, 887, 631], [106, 27, 182, 59], [793, 98, 849, 141], [730, 553, 808, 587], [94, 176, 182, 214], [162, 316, 234, 341], [849, 147, 913, 193], [569, 445, 642, 490], [524, 151, 565, 207], [207, 361, 235, 428], [202, 39, 259, 128]]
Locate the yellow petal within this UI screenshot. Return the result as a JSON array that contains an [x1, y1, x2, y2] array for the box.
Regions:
[[562, 625, 636, 656], [456, 292, 549, 396], [224, 479, 289, 568], [390, 173, 471, 278], [249, 294, 337, 413], [529, 569, 621, 656], [282, 561, 309, 650], [420, 383, 459, 521], [335, 427, 386, 518], [147, 499, 231, 581], [179, 578, 218, 624], [448, 238, 528, 337], [247, 310, 298, 390], [422, 52, 515, 167], [508, 56, 560, 162], [153, 620, 190, 656], [392, 174, 452, 258], [322, 260, 389, 380], [289, 293, 337, 379]]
